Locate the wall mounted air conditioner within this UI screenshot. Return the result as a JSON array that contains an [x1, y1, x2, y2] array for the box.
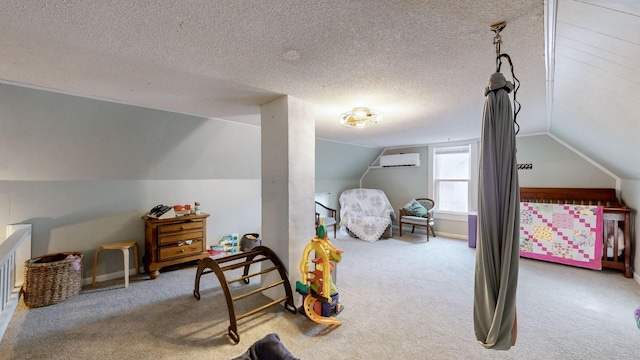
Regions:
[[379, 153, 421, 167]]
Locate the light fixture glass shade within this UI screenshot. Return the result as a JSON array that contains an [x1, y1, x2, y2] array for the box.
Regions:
[[340, 107, 382, 128]]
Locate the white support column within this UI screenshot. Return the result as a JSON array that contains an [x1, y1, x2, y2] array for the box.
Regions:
[[260, 96, 315, 304]]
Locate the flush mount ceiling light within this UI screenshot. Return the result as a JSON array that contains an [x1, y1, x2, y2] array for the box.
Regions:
[[339, 107, 382, 128]]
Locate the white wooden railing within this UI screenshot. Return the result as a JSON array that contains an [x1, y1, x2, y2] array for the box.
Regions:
[[0, 224, 32, 341]]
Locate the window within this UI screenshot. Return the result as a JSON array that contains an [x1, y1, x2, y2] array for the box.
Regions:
[[433, 145, 470, 213]]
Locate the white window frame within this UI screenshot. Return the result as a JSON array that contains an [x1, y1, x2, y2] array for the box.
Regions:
[[428, 140, 478, 222]]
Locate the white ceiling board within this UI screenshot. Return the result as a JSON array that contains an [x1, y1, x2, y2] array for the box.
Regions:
[[0, 0, 546, 148], [552, 0, 640, 180], [580, 0, 640, 15], [561, 0, 640, 42]]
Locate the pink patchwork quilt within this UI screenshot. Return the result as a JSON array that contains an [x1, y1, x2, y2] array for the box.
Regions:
[[519, 202, 603, 270]]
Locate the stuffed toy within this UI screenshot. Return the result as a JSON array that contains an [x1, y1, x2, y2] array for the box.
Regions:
[[232, 333, 299, 360]]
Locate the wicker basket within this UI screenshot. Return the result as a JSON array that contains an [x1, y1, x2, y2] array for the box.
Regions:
[[22, 251, 83, 308]]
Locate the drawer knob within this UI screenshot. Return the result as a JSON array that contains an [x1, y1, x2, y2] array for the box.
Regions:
[[181, 226, 185, 230], [181, 249, 185, 252]]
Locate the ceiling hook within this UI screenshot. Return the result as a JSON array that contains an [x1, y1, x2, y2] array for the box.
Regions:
[[490, 22, 506, 35], [490, 22, 506, 57]]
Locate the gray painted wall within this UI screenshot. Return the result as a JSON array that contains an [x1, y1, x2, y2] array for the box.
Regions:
[[0, 83, 265, 277], [0, 82, 380, 279], [359, 134, 619, 238], [316, 140, 380, 211], [361, 145, 470, 238], [516, 134, 616, 188], [0, 84, 262, 181], [362, 146, 429, 220], [0, 82, 634, 280]]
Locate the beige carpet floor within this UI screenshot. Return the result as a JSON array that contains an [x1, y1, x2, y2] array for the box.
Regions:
[[1, 231, 639, 359]]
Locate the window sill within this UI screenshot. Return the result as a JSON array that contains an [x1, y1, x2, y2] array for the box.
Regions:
[[434, 211, 468, 222]]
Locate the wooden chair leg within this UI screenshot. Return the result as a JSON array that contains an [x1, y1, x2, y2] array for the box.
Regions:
[[411, 225, 415, 233], [122, 247, 130, 288], [133, 242, 140, 275], [92, 248, 102, 286], [399, 222, 403, 236]]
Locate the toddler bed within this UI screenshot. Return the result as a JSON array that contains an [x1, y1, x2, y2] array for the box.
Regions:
[[519, 187, 632, 278]]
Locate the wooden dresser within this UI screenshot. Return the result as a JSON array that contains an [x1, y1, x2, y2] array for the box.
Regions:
[[142, 213, 209, 279]]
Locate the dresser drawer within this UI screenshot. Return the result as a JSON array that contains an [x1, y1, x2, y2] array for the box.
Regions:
[[158, 220, 203, 235], [159, 241, 205, 261], [143, 213, 210, 279], [158, 230, 203, 245]]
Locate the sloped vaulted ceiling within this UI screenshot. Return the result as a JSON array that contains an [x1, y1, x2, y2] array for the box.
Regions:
[[551, 0, 640, 180]]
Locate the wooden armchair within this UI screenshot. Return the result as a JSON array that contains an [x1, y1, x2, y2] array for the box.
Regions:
[[399, 198, 436, 241], [315, 201, 337, 238]]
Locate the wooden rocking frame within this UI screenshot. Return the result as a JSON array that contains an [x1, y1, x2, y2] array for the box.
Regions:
[[193, 246, 297, 343]]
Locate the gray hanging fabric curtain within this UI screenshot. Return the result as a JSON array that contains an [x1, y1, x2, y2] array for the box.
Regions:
[[473, 71, 520, 350]]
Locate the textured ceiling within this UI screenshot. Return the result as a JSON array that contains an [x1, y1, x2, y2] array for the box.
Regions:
[[0, 0, 546, 148]]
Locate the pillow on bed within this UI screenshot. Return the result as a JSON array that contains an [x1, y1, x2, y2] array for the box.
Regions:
[[404, 199, 428, 217]]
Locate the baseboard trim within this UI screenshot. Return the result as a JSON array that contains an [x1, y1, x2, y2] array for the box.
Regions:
[[83, 267, 144, 285], [392, 225, 467, 241], [434, 232, 467, 241]]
